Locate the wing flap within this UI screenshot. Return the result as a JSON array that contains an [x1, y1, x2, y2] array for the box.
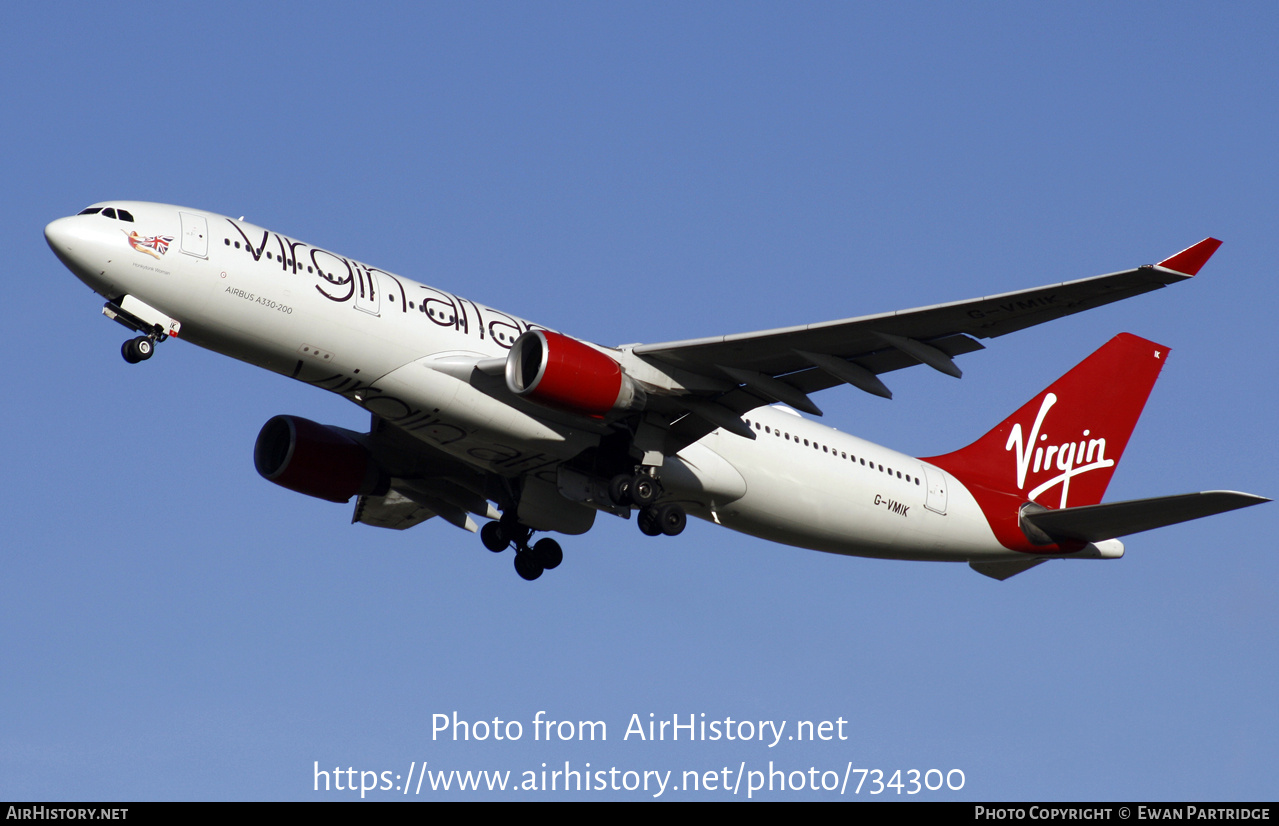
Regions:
[[353, 489, 439, 530]]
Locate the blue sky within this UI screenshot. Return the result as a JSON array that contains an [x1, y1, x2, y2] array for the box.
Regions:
[[3, 2, 1276, 800]]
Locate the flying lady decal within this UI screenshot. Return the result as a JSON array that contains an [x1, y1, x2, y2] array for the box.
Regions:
[[126, 230, 173, 260]]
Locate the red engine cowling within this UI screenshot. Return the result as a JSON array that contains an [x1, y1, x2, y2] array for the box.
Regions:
[[254, 415, 386, 503], [505, 330, 642, 416]]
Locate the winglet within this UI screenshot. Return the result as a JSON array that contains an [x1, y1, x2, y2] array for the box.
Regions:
[[1157, 238, 1222, 276]]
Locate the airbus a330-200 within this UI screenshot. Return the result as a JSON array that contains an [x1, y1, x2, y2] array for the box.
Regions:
[[45, 202, 1267, 581]]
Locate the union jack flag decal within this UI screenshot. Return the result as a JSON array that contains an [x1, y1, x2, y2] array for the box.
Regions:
[[126, 230, 173, 260]]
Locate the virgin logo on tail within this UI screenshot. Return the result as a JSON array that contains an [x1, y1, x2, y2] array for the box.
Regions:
[[1005, 392, 1114, 509], [923, 334, 1172, 551]]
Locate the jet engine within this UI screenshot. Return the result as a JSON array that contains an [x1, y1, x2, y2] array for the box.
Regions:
[[254, 415, 387, 503], [505, 330, 643, 416]]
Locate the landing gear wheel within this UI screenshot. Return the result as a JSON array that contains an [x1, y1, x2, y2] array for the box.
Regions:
[[532, 538, 562, 570], [630, 474, 659, 507], [637, 507, 662, 537], [121, 337, 154, 364], [481, 521, 508, 552], [608, 474, 633, 506], [501, 518, 532, 548], [514, 552, 544, 581], [657, 503, 687, 536]]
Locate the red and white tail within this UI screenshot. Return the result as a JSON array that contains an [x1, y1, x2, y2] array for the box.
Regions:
[[924, 333, 1169, 550]]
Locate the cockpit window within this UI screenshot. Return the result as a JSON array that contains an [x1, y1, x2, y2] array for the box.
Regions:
[[76, 205, 134, 221]]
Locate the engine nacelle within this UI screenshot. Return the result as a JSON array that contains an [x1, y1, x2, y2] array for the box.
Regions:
[[254, 415, 387, 503], [505, 330, 643, 416]]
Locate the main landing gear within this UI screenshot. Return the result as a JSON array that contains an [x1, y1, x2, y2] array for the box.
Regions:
[[480, 517, 563, 582], [479, 469, 686, 581], [609, 471, 687, 538], [120, 335, 157, 364]]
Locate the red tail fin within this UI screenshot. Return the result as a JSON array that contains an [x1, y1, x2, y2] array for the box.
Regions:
[[925, 334, 1169, 550]]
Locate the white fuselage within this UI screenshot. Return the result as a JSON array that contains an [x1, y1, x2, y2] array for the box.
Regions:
[[47, 201, 1025, 565]]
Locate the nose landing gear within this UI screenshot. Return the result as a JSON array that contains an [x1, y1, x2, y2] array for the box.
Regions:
[[121, 336, 156, 364], [103, 296, 179, 365]]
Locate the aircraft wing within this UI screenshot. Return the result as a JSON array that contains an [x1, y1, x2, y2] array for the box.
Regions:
[[630, 239, 1221, 449], [351, 416, 500, 533], [636, 239, 1220, 391]]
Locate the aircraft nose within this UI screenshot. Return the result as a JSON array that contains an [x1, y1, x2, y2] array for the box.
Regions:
[[44, 216, 78, 254], [45, 214, 110, 284]]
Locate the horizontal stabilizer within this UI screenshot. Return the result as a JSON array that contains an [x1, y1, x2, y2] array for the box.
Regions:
[[1021, 491, 1269, 543]]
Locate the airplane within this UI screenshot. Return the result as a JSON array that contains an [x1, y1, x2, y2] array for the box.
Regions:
[[44, 201, 1268, 581]]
